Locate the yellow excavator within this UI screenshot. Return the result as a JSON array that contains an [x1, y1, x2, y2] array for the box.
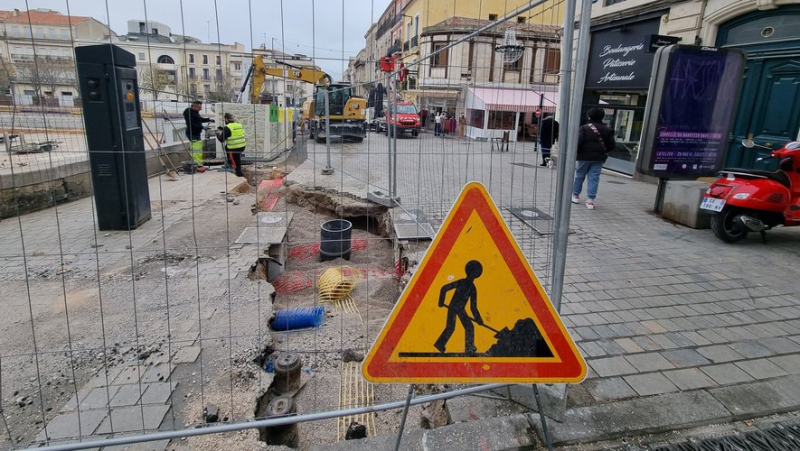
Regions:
[[240, 56, 367, 143]]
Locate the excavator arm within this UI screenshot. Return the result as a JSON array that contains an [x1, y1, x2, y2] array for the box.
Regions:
[[243, 56, 332, 104]]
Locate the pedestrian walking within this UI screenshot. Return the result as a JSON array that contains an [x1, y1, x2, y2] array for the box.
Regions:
[[441, 112, 448, 136], [434, 260, 484, 356], [216, 112, 247, 177], [538, 113, 558, 167], [434, 111, 442, 136], [572, 108, 615, 210], [458, 113, 466, 138], [449, 115, 457, 135], [183, 100, 213, 164], [420, 108, 428, 128]]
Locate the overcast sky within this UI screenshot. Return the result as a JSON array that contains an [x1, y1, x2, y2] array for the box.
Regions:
[[6, 0, 393, 80]]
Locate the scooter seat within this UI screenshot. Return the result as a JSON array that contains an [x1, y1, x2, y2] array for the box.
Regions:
[[720, 168, 791, 189]]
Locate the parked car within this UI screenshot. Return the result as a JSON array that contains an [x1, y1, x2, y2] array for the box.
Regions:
[[377, 102, 420, 138]]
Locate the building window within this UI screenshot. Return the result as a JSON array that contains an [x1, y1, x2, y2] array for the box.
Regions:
[[189, 53, 195, 63], [468, 109, 484, 128], [190, 84, 197, 96], [48, 28, 56, 39], [233, 62, 241, 71], [488, 111, 515, 130], [203, 68, 210, 80], [139, 22, 146, 33], [151, 28, 158, 35], [215, 55, 221, 65], [11, 26, 20, 38], [204, 84, 211, 95], [215, 69, 223, 79], [605, 0, 627, 5], [544, 48, 560, 74], [202, 54, 208, 65], [157, 55, 175, 64], [432, 43, 448, 67], [414, 15, 419, 38], [36, 27, 44, 38], [60, 29, 69, 39], [517, 16, 526, 23], [138, 52, 145, 61], [189, 67, 196, 79], [489, 14, 498, 21]]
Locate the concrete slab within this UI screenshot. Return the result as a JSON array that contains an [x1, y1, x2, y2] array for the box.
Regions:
[[95, 405, 170, 434], [140, 382, 177, 405], [528, 391, 731, 445], [708, 374, 800, 417], [110, 384, 145, 408], [624, 373, 679, 396], [34, 409, 108, 441], [663, 368, 717, 390], [170, 346, 202, 364], [140, 363, 174, 383], [254, 211, 294, 227], [111, 366, 145, 386]]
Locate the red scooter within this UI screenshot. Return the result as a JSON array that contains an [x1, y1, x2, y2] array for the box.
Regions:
[[700, 140, 800, 243]]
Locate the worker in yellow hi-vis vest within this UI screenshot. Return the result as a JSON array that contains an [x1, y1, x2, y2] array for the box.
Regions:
[[182, 100, 213, 164], [215, 112, 246, 177]]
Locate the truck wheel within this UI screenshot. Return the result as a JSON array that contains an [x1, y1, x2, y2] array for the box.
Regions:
[[710, 207, 748, 243]]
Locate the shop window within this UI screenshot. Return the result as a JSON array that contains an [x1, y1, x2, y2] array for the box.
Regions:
[[488, 111, 516, 130], [432, 43, 448, 67], [544, 48, 560, 74], [467, 109, 484, 128]]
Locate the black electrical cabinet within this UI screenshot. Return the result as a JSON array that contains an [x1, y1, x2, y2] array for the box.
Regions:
[[76, 44, 151, 231]]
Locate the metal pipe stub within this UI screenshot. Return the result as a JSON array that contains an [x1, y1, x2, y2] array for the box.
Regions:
[[260, 395, 299, 447], [273, 352, 302, 395]]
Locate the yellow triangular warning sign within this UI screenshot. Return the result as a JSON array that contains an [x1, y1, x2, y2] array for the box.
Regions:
[[363, 182, 586, 383]]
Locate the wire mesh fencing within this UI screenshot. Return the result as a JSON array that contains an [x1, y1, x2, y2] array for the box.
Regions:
[[0, 0, 569, 449]]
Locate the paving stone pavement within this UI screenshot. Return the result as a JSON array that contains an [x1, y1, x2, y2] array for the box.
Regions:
[[289, 134, 800, 428]]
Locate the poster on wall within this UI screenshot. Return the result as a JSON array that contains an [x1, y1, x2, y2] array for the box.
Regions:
[[638, 45, 745, 178]]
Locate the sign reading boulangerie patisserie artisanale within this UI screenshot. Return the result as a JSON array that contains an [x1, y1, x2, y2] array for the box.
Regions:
[[586, 18, 662, 90]]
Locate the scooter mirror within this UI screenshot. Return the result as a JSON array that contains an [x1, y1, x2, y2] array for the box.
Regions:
[[742, 139, 756, 148]]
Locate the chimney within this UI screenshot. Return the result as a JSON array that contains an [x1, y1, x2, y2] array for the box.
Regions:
[[13, 9, 20, 16]]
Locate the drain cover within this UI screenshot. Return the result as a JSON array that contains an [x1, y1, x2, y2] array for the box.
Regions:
[[652, 421, 800, 451], [508, 207, 553, 235], [392, 209, 435, 240]]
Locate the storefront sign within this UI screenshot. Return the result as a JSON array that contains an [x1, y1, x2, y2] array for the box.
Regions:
[[646, 34, 681, 52], [586, 18, 661, 90], [638, 45, 745, 178]]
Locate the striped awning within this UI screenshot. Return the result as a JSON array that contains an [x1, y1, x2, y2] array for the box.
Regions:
[[470, 87, 558, 113]]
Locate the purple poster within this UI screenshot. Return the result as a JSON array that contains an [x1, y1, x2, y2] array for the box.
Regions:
[[650, 47, 744, 176]]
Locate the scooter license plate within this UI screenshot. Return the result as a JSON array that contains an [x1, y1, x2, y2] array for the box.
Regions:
[[700, 197, 726, 212]]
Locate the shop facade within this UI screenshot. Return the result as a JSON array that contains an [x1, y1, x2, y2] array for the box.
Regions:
[[582, 0, 800, 176]]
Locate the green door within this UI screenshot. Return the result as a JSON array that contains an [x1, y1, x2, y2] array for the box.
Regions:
[[718, 5, 800, 169], [727, 58, 800, 169]]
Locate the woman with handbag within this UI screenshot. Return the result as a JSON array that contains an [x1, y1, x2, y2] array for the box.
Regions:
[[572, 108, 615, 210]]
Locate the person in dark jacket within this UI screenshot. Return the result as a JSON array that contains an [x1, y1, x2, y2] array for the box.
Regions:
[[183, 101, 213, 164], [572, 108, 615, 210], [538, 113, 559, 166]]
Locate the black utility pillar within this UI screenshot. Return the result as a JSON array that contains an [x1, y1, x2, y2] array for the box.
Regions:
[[76, 44, 151, 231]]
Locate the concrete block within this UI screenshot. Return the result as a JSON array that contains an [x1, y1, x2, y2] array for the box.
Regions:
[[35, 409, 108, 441], [661, 180, 710, 229], [529, 390, 731, 445]]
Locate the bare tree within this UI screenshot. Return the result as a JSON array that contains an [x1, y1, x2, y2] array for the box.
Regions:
[[206, 73, 238, 102], [138, 68, 174, 100], [0, 59, 15, 97], [17, 56, 73, 98]]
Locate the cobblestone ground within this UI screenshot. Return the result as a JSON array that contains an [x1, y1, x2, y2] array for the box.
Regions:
[[292, 132, 800, 406]]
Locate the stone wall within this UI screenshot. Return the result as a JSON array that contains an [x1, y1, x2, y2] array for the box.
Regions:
[[213, 103, 294, 162]]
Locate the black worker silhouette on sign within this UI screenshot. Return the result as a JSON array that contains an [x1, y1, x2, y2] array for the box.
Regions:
[[434, 260, 483, 356]]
